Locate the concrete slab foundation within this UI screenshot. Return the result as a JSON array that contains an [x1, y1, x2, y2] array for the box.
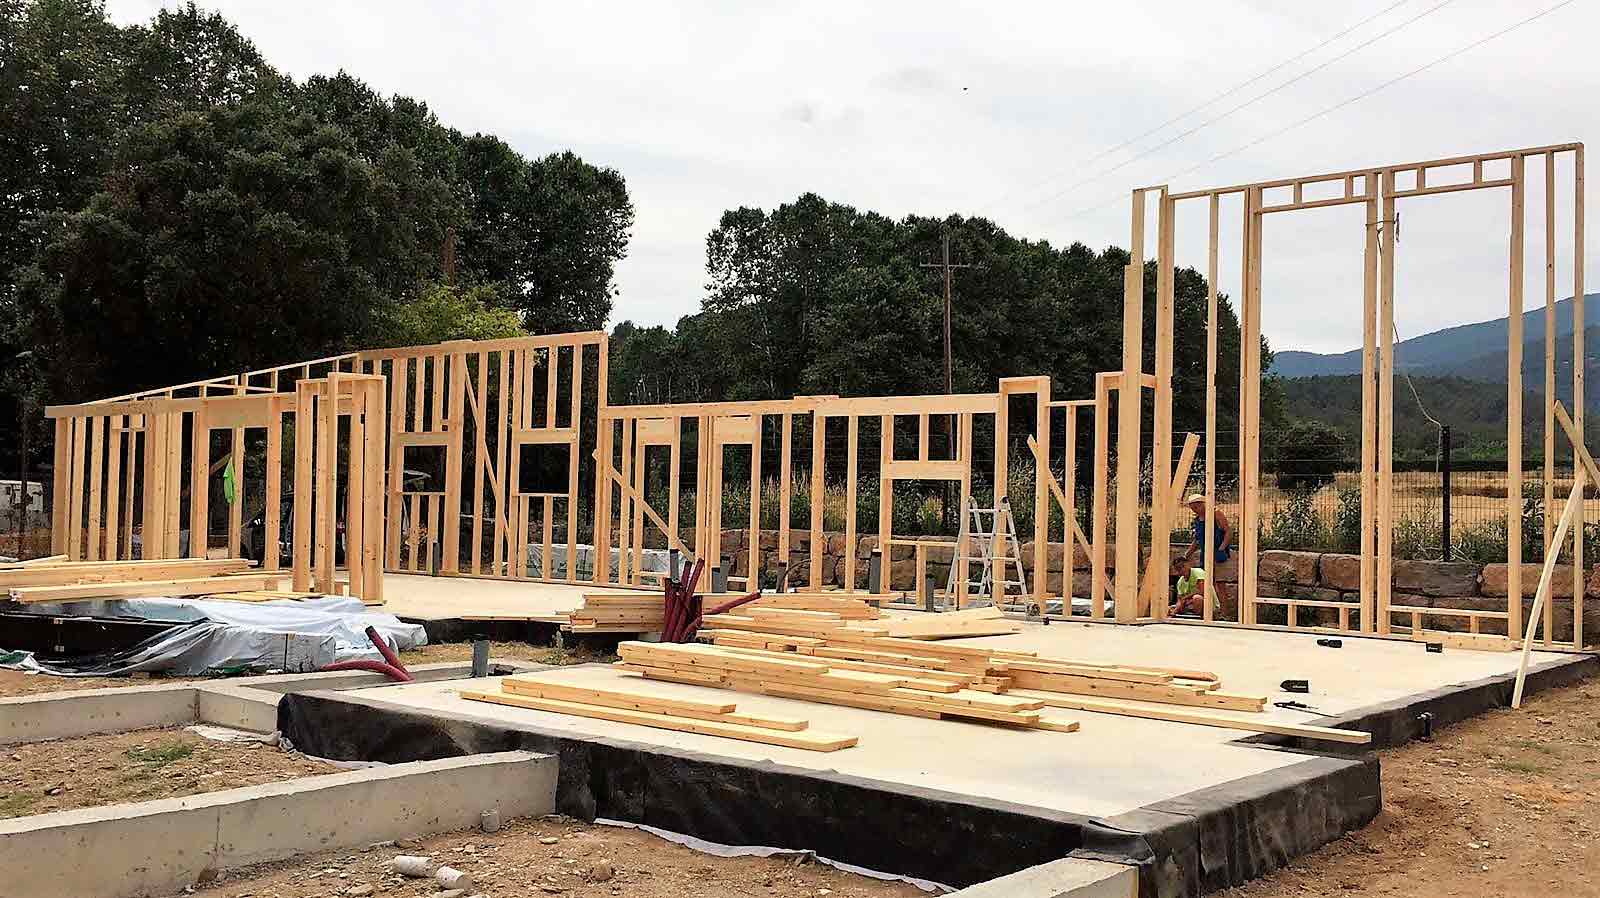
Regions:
[[0, 750, 557, 898], [276, 621, 1594, 897]]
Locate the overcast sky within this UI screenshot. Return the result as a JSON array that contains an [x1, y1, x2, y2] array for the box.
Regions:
[[106, 0, 1597, 354]]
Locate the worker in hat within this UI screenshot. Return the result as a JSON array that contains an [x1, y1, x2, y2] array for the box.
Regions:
[[1170, 493, 1232, 616]]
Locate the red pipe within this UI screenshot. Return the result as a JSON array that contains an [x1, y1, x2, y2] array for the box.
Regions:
[[317, 659, 411, 681], [363, 625, 413, 681]]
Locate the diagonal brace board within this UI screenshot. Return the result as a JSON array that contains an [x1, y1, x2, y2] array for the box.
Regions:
[[594, 449, 695, 563], [1026, 435, 1109, 604]]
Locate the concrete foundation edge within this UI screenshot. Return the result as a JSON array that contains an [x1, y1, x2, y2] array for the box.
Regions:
[[946, 857, 1137, 897], [0, 750, 556, 898]]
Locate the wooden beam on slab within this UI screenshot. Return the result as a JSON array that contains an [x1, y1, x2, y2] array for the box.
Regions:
[[1010, 691, 1369, 744], [459, 688, 856, 751]]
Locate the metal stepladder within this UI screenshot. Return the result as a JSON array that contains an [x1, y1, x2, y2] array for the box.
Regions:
[[944, 496, 1029, 610]]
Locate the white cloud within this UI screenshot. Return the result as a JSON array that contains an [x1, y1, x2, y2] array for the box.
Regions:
[[105, 0, 1598, 351]]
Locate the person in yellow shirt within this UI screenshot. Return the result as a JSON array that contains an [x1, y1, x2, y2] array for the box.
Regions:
[[1170, 494, 1232, 616]]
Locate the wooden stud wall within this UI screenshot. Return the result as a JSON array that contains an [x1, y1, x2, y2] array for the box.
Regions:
[[1145, 142, 1587, 647]]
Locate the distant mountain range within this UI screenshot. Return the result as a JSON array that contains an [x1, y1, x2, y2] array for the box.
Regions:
[[1273, 293, 1600, 380]]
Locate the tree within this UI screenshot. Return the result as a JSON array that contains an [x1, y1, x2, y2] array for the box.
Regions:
[[371, 282, 525, 349], [0, 0, 127, 314], [8, 101, 455, 400]]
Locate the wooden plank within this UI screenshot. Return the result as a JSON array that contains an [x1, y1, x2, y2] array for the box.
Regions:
[[49, 418, 69, 556], [1410, 631, 1516, 652], [877, 415, 891, 593], [1507, 155, 1525, 639], [362, 379, 386, 602], [1006, 668, 1266, 712], [460, 689, 856, 752], [86, 416, 104, 561], [592, 335, 613, 584], [103, 416, 122, 560], [568, 345, 583, 582], [956, 413, 973, 607], [844, 416, 858, 593], [385, 357, 406, 569], [1204, 192, 1219, 620], [1011, 691, 1369, 744], [187, 407, 208, 560], [1115, 192, 1146, 622], [12, 574, 280, 603], [443, 351, 467, 573], [810, 413, 824, 588], [227, 426, 244, 557], [501, 677, 737, 714], [1514, 479, 1583, 706], [316, 375, 337, 591], [1573, 145, 1586, 649], [884, 615, 1022, 640], [881, 460, 966, 481], [66, 417, 84, 560], [1375, 173, 1396, 633], [749, 415, 762, 589], [493, 351, 510, 575], [0, 557, 251, 587], [470, 354, 488, 574], [346, 385, 366, 597], [1150, 189, 1174, 620], [595, 451, 694, 561], [291, 386, 314, 591], [615, 662, 728, 686]]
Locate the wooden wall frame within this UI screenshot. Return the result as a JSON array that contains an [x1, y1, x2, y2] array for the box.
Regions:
[[1134, 142, 1586, 647]]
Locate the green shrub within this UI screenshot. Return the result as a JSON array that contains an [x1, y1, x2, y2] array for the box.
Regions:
[[1260, 490, 1333, 551], [1333, 486, 1362, 554]]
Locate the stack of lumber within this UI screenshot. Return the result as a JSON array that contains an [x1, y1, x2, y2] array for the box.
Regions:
[[677, 612, 1370, 744], [615, 641, 1080, 733], [458, 674, 858, 752], [883, 606, 1023, 640], [1, 558, 287, 603], [567, 590, 887, 633]]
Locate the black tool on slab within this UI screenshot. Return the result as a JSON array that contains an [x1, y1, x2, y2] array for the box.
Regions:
[[1280, 679, 1310, 693]]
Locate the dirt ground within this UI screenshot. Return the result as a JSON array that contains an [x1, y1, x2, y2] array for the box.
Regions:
[[0, 668, 205, 697], [403, 638, 618, 667], [1221, 675, 1600, 898], [0, 726, 331, 818], [188, 814, 930, 898]]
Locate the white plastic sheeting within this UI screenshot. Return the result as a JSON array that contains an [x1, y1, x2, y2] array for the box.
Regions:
[[0, 595, 426, 677]]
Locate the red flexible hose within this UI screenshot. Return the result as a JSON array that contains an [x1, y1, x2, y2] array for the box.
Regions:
[[317, 659, 412, 681], [363, 625, 413, 681]]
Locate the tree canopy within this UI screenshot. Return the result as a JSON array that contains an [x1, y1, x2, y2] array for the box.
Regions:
[[1, 0, 633, 404], [612, 193, 1274, 439]]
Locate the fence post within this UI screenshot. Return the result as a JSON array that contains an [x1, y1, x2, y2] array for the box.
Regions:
[[1439, 425, 1452, 559]]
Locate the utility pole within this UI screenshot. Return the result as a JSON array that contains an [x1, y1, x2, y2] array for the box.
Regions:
[[920, 231, 979, 396], [921, 230, 980, 530]]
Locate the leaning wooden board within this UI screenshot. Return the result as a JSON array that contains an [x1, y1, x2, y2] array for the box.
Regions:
[[1010, 690, 1371, 745], [458, 688, 857, 752]]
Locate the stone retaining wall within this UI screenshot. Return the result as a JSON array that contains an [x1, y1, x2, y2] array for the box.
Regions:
[[698, 529, 1598, 640]]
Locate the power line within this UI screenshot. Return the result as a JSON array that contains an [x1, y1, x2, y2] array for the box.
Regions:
[[1018, 0, 1455, 216], [1052, 0, 1582, 225], [984, 0, 1414, 210]]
